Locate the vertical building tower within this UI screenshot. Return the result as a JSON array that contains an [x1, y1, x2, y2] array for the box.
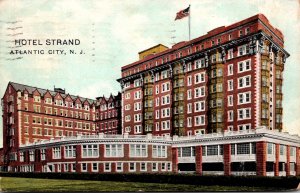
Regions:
[[95, 93, 122, 134], [118, 14, 289, 136]]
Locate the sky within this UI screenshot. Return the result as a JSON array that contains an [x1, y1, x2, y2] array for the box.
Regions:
[[0, 0, 299, 147]]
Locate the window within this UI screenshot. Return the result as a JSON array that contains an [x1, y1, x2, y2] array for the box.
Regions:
[[134, 79, 141, 87], [134, 113, 142, 122], [238, 75, 251, 88], [228, 110, 233, 121], [134, 102, 141, 111], [34, 95, 41, 102], [81, 163, 87, 172], [92, 163, 98, 172], [237, 143, 250, 154], [280, 145, 286, 156], [187, 76, 192, 86], [104, 163, 111, 172], [116, 162, 123, 172], [125, 104, 130, 111], [239, 30, 243, 37], [187, 90, 192, 100], [227, 49, 233, 60], [125, 92, 130, 99], [53, 147, 61, 159], [152, 163, 158, 171], [206, 145, 218, 156], [32, 116, 42, 124], [238, 44, 249, 56], [161, 108, 170, 118], [161, 121, 170, 130], [64, 146, 76, 158], [187, 103, 192, 114], [238, 108, 251, 120], [134, 91, 141, 100], [195, 115, 205, 126], [195, 58, 205, 69], [238, 92, 251, 104], [161, 70, 169, 79], [33, 105, 41, 113], [228, 64, 233, 75], [29, 151, 35, 162], [134, 125, 142, 133], [184, 117, 191, 128], [194, 72, 205, 84], [19, 152, 24, 162], [24, 93, 28, 100], [130, 144, 147, 157], [125, 115, 131, 122], [140, 162, 147, 172], [161, 82, 170, 93], [161, 95, 170, 105], [124, 82, 130, 89], [152, 145, 167, 158], [228, 80, 233, 91], [154, 110, 159, 120], [238, 59, 251, 73], [267, 143, 274, 155], [82, 145, 99, 158], [194, 87, 205, 98], [290, 147, 296, 157], [194, 101, 205, 112], [40, 149, 46, 160], [228, 95, 233, 106], [129, 163, 136, 172], [211, 40, 215, 46], [245, 27, 250, 35], [238, 124, 251, 131], [24, 115, 29, 123], [105, 144, 123, 157], [64, 163, 69, 172]]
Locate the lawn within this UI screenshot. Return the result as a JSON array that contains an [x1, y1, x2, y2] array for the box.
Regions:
[[0, 177, 286, 192]]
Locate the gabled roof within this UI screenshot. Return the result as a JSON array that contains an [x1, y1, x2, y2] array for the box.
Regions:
[[9, 82, 96, 104]]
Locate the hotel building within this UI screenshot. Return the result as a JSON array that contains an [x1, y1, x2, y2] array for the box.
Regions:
[[118, 14, 288, 136], [1, 82, 121, 170]]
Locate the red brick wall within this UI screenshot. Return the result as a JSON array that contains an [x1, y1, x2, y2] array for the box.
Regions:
[[256, 141, 266, 176], [171, 147, 178, 173], [223, 144, 231, 175], [286, 145, 290, 176], [274, 143, 279, 176], [296, 147, 300, 176], [195, 146, 202, 174]]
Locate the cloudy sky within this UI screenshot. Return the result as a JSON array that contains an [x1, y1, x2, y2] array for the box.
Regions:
[[0, 0, 299, 147]]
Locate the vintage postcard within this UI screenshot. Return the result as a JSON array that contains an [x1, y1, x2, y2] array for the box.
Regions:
[[0, 0, 299, 192]]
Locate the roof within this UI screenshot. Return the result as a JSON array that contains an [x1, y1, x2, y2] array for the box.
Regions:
[[9, 82, 96, 105], [121, 14, 284, 71], [138, 44, 169, 54]]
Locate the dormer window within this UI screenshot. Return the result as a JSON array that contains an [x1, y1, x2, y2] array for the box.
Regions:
[[45, 98, 52, 104], [34, 96, 41, 102], [239, 30, 243, 37], [55, 99, 63, 106], [24, 94, 28, 101]]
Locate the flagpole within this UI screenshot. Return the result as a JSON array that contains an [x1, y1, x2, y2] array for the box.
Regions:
[[189, 4, 191, 41]]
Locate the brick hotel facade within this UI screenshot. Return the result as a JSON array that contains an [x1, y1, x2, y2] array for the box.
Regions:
[[118, 14, 288, 136], [0, 14, 299, 176]]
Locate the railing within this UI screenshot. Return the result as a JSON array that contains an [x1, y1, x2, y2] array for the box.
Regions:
[[202, 171, 224, 175], [20, 127, 300, 148], [231, 171, 256, 176]]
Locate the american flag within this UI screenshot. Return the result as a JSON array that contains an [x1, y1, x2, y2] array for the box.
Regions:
[[175, 6, 190, 20]]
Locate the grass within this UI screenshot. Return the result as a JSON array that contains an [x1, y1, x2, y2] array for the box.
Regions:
[[0, 177, 287, 192]]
